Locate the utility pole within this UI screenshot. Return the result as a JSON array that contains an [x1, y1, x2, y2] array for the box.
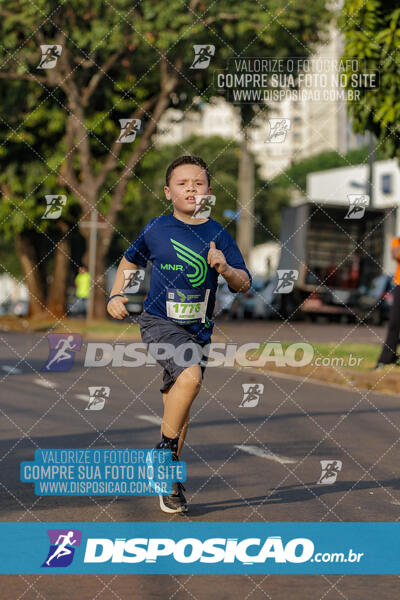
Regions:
[[81, 209, 108, 321], [237, 126, 254, 266], [367, 131, 375, 207]]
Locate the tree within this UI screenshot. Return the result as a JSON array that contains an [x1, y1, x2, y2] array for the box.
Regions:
[[0, 0, 331, 318], [340, 0, 400, 159]]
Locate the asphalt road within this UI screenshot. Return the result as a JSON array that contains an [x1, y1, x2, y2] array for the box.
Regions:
[[1, 330, 399, 599]]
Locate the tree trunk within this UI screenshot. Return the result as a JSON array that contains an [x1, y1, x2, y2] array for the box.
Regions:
[[15, 232, 46, 318], [93, 247, 107, 319], [81, 225, 108, 320], [47, 222, 70, 318]]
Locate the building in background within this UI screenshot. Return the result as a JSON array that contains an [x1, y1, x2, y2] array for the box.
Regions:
[[154, 24, 367, 180], [253, 24, 367, 179], [153, 97, 241, 147]]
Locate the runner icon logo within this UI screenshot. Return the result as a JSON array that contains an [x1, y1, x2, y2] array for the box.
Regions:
[[122, 268, 145, 294], [345, 194, 369, 219], [42, 195, 67, 220], [37, 45, 62, 69], [191, 194, 216, 219], [116, 119, 141, 143], [317, 460, 342, 485], [86, 386, 110, 411], [190, 45, 215, 69], [42, 529, 82, 568], [41, 334, 82, 372], [239, 383, 264, 407], [273, 270, 299, 294], [266, 118, 291, 143]]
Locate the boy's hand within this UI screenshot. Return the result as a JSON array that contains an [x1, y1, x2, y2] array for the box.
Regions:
[[207, 241, 229, 275], [107, 295, 129, 319]]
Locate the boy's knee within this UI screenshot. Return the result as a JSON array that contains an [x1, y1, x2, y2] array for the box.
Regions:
[[178, 365, 202, 390]]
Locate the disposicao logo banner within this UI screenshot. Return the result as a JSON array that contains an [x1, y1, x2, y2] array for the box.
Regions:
[[0, 522, 400, 574]]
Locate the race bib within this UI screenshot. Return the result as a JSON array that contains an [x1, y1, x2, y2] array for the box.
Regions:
[[166, 288, 210, 324]]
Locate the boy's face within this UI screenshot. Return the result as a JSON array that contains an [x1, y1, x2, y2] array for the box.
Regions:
[[164, 163, 212, 216]]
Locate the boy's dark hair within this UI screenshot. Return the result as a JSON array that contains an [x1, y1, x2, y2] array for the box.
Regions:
[[165, 155, 210, 187]]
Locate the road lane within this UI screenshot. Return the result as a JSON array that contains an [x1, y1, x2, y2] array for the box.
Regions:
[[1, 331, 399, 598]]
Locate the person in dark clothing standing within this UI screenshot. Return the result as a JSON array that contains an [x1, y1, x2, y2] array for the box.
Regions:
[[375, 237, 400, 369]]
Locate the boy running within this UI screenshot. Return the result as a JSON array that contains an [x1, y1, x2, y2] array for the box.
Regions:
[[107, 155, 252, 513]]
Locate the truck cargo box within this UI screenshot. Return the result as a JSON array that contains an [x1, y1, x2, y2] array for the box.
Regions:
[[277, 201, 395, 321]]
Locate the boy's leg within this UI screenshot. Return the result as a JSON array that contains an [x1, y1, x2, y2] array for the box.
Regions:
[[159, 364, 202, 449], [177, 414, 190, 457], [161, 389, 190, 458]]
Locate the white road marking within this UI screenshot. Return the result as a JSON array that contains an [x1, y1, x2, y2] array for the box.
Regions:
[[33, 378, 56, 389], [1, 365, 22, 374], [137, 414, 162, 426], [234, 444, 297, 464], [75, 394, 89, 402]]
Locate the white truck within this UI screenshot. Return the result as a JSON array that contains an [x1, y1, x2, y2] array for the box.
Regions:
[[276, 160, 399, 322]]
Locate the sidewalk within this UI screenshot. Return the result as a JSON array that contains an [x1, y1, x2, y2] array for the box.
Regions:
[[1, 315, 398, 395]]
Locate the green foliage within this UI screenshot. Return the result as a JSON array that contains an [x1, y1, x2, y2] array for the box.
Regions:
[[272, 145, 386, 192], [340, 0, 400, 160], [0, 239, 22, 277], [0, 0, 332, 276]]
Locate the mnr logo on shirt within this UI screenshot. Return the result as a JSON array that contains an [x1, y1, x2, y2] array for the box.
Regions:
[[170, 238, 208, 287], [161, 264, 183, 271]]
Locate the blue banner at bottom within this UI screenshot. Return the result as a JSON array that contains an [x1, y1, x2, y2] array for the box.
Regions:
[[1, 522, 399, 574]]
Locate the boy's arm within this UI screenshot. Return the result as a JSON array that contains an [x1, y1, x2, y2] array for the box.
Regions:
[[109, 257, 140, 296], [220, 265, 251, 293], [107, 257, 140, 320], [207, 241, 251, 293]]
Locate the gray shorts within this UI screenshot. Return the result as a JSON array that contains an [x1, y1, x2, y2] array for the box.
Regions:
[[137, 310, 208, 394]]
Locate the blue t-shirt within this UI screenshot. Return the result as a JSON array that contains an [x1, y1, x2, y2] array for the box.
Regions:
[[124, 213, 252, 344]]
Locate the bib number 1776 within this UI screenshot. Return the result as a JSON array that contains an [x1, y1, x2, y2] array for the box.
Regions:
[[172, 302, 201, 314]]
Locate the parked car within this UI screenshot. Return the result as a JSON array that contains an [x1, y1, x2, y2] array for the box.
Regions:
[[318, 287, 359, 322], [0, 301, 12, 315], [243, 278, 268, 317], [214, 280, 235, 319], [106, 264, 152, 316], [12, 300, 29, 317], [66, 296, 87, 316], [253, 274, 283, 319], [229, 277, 268, 319], [356, 274, 395, 325]]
